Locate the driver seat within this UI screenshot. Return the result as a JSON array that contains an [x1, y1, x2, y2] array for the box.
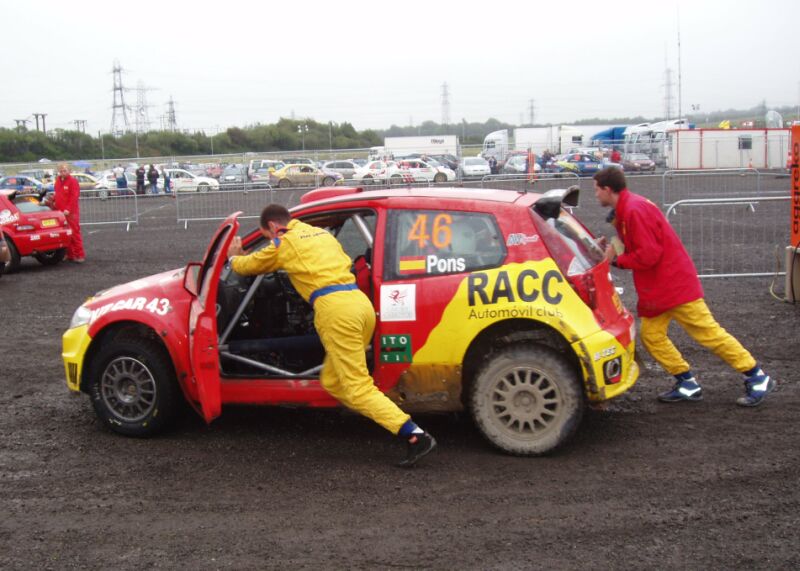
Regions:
[[352, 247, 372, 299]]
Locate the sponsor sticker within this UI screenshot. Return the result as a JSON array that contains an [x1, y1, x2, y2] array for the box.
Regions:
[[380, 284, 416, 322], [90, 296, 171, 323], [0, 210, 19, 226], [380, 334, 413, 363], [505, 233, 539, 247]]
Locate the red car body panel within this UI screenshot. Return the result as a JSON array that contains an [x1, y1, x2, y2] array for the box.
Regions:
[[0, 190, 71, 257]]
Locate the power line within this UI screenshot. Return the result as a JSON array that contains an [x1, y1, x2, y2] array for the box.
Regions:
[[110, 59, 130, 135], [33, 113, 47, 134], [441, 82, 450, 127], [166, 97, 178, 132]]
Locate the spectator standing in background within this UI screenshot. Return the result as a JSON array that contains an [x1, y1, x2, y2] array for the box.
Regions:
[[147, 165, 159, 195], [135, 165, 146, 195], [163, 169, 172, 195], [488, 155, 498, 175], [610, 148, 622, 164]]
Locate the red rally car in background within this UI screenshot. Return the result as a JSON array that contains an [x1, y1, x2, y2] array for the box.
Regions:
[[62, 185, 639, 455], [0, 189, 72, 272]]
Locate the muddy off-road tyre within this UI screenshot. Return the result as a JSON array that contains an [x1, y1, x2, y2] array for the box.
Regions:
[[88, 338, 180, 437], [470, 344, 584, 456], [5, 239, 21, 273], [34, 248, 66, 266]]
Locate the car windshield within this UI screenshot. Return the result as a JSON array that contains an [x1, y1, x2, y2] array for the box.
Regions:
[[15, 200, 51, 213], [464, 158, 486, 166], [629, 154, 650, 160]]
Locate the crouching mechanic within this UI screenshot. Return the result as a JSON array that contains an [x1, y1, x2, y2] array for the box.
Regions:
[[227, 204, 437, 466], [593, 167, 775, 406]]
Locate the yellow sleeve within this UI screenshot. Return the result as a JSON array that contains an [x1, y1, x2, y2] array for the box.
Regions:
[[230, 243, 281, 275]]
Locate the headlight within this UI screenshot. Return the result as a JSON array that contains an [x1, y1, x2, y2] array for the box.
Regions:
[[69, 305, 93, 329]]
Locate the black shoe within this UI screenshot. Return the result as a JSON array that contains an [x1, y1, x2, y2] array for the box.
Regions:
[[397, 432, 436, 468]]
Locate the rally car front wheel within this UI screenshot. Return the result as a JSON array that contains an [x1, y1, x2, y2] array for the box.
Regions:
[[470, 344, 584, 456], [34, 248, 66, 266], [88, 339, 180, 437]]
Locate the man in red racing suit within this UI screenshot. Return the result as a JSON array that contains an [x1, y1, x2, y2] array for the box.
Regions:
[[593, 167, 774, 407], [53, 163, 85, 263]]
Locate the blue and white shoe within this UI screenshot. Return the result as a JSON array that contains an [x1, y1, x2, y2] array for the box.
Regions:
[[658, 373, 703, 403], [736, 368, 775, 407]]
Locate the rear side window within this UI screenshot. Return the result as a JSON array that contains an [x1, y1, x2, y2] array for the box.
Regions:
[[385, 210, 505, 280], [531, 208, 604, 276]]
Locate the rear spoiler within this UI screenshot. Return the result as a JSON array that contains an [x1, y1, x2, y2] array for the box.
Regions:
[[532, 185, 579, 220]]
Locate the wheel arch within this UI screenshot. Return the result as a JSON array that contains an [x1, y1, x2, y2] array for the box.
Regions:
[[460, 318, 581, 409], [80, 320, 176, 393]]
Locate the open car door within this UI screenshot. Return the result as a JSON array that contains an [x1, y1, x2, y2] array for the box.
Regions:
[[188, 212, 241, 423]]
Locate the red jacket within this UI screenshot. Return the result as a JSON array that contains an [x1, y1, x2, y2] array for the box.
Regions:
[[54, 174, 81, 214], [614, 189, 703, 317]]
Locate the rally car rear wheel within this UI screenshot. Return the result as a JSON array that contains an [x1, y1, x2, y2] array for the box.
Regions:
[[34, 248, 66, 266], [88, 339, 180, 437], [470, 344, 584, 456], [433, 173, 447, 183], [5, 239, 20, 273], [322, 176, 335, 186]]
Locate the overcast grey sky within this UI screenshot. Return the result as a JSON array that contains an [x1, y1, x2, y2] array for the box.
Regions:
[[2, 0, 798, 134]]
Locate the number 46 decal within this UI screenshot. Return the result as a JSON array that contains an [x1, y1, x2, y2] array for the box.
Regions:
[[407, 213, 452, 249]]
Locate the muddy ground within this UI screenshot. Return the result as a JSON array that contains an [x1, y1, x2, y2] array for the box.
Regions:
[[1, 180, 798, 570]]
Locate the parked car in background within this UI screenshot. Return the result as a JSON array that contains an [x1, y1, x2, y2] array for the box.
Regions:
[[247, 160, 284, 180], [269, 164, 343, 189], [352, 160, 397, 185], [0, 175, 46, 196], [18, 169, 54, 183], [555, 153, 611, 176], [322, 160, 361, 180], [0, 190, 71, 272], [621, 153, 655, 172], [502, 155, 541, 175], [94, 171, 139, 195], [249, 168, 275, 186], [457, 157, 491, 179], [163, 169, 220, 192], [387, 159, 456, 184], [204, 164, 223, 179], [220, 165, 248, 188], [278, 157, 315, 167], [430, 154, 460, 171]]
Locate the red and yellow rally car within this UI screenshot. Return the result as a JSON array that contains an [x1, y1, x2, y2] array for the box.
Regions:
[[62, 186, 638, 455], [0, 189, 72, 272]]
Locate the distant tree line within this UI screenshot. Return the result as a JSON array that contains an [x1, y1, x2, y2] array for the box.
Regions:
[[1, 104, 796, 163]]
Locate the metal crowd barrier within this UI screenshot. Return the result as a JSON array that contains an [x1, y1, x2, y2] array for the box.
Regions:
[[665, 195, 791, 278], [78, 192, 139, 231], [175, 186, 301, 229], [481, 172, 580, 192], [660, 168, 767, 205]]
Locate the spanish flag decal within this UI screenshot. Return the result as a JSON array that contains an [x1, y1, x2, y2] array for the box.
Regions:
[[398, 256, 426, 275]]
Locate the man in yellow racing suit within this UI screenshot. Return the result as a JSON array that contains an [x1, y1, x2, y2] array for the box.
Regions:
[[227, 204, 436, 467]]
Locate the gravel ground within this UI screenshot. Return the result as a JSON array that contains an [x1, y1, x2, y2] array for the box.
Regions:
[[1, 180, 798, 570]]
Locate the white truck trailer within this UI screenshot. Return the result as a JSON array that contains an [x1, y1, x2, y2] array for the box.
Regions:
[[383, 135, 460, 158], [665, 128, 790, 169], [481, 125, 616, 162]]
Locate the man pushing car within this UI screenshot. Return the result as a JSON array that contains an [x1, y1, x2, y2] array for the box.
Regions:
[[226, 204, 437, 467]]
